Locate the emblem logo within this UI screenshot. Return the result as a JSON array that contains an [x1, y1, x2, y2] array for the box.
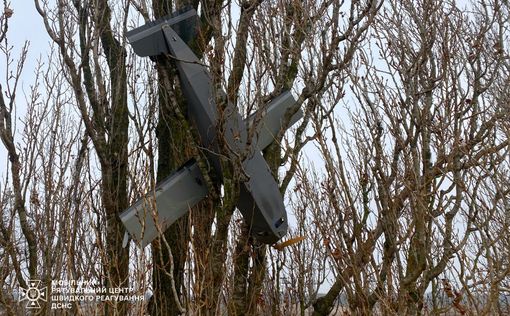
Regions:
[[19, 280, 47, 309]]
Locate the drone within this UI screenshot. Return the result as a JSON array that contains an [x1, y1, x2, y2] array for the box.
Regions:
[[120, 8, 302, 247]]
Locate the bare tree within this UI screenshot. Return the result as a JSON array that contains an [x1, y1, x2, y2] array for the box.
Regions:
[[142, 0, 382, 314], [0, 14, 94, 314], [34, 0, 130, 314], [1, 0, 509, 315], [288, 1, 510, 315]]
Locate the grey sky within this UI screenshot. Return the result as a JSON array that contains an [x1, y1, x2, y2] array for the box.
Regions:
[[4, 1, 48, 55]]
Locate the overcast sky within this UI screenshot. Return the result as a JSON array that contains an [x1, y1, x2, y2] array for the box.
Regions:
[[2, 1, 48, 70], [4, 0, 45, 64]]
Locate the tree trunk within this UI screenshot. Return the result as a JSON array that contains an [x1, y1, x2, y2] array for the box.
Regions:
[[96, 1, 130, 314]]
